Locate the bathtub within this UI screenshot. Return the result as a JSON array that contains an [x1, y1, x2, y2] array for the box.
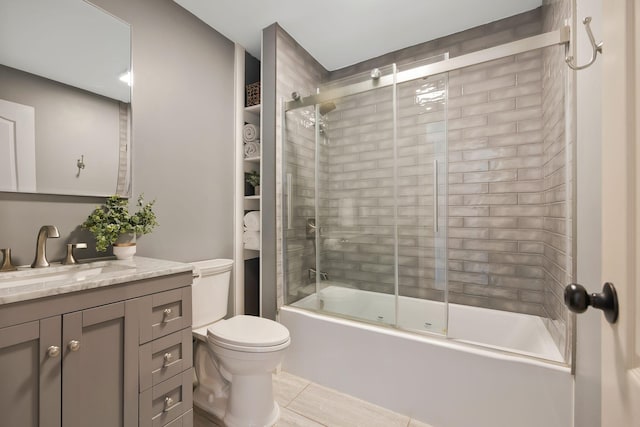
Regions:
[[279, 285, 572, 427]]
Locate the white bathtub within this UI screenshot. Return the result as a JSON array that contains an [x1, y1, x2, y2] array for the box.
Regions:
[[280, 286, 572, 427]]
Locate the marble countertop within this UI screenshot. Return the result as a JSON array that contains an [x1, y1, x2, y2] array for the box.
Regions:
[[0, 256, 193, 306]]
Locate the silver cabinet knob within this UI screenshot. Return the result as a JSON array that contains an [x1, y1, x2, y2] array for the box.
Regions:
[[163, 352, 173, 367], [68, 340, 81, 352], [162, 308, 172, 322], [47, 345, 60, 358], [164, 396, 174, 412]]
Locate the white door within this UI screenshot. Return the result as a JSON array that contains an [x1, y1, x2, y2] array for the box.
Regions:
[[0, 99, 36, 192], [601, 1, 640, 426]]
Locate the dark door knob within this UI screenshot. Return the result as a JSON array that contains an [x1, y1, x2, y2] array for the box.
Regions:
[[564, 282, 618, 323]]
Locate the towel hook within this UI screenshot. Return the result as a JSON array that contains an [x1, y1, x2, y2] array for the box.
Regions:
[[566, 17, 603, 71], [76, 154, 85, 177]]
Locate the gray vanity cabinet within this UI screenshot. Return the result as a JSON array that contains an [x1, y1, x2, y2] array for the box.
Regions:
[[61, 300, 139, 427], [0, 316, 61, 427], [0, 271, 193, 427], [0, 300, 139, 427]]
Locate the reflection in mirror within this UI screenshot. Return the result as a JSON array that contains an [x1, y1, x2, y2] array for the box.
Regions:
[[0, 0, 131, 197]]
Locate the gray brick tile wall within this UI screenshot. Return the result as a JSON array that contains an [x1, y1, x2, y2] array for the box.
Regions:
[[277, 5, 571, 360]]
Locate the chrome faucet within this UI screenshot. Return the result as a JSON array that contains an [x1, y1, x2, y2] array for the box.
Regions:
[[31, 225, 60, 268]]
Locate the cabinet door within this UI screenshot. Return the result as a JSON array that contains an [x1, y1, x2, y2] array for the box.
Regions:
[[62, 300, 139, 427], [0, 317, 61, 427]]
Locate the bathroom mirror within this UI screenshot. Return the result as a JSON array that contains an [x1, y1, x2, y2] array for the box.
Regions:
[[0, 0, 132, 197]]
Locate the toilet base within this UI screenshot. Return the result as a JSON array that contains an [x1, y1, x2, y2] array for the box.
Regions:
[[193, 388, 227, 421], [194, 371, 281, 427], [223, 372, 280, 427]]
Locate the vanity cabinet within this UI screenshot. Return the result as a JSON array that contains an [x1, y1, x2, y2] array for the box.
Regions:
[[0, 270, 193, 427], [0, 316, 61, 427]]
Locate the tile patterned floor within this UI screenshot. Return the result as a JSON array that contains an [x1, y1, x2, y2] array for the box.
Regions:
[[194, 371, 434, 427]]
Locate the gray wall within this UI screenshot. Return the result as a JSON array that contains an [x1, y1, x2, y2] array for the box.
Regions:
[[0, 0, 235, 265], [0, 65, 121, 196]]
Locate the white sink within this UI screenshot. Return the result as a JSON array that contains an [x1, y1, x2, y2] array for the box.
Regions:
[[0, 261, 136, 290]]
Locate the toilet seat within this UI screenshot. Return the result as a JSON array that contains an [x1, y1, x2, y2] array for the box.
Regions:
[[207, 315, 290, 353]]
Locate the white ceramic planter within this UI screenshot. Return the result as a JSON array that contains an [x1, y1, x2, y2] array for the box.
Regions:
[[112, 243, 136, 260]]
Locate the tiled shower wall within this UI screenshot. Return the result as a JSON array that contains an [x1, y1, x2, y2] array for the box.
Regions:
[[321, 9, 552, 317], [542, 0, 573, 359], [321, 70, 448, 299], [274, 26, 329, 308], [275, 7, 572, 357]]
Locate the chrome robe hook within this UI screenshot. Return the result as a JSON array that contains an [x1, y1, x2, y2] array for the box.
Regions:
[[566, 17, 603, 70]]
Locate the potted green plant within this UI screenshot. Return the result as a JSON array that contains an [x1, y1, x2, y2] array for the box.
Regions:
[[82, 195, 158, 259], [246, 170, 260, 195]]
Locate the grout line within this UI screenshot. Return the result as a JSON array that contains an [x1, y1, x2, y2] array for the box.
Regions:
[[283, 378, 313, 408], [285, 406, 329, 427]]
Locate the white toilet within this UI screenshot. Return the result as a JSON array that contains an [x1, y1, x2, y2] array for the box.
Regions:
[[191, 259, 290, 427]]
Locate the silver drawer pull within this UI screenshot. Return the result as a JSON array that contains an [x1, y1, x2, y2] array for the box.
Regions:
[[163, 352, 174, 367], [162, 308, 172, 322], [164, 396, 175, 412], [47, 345, 60, 358], [68, 340, 80, 352]]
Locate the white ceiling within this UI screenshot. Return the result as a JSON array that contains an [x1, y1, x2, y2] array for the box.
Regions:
[[174, 0, 542, 71]]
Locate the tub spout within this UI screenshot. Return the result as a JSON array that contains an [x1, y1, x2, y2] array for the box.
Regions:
[[309, 268, 329, 281]]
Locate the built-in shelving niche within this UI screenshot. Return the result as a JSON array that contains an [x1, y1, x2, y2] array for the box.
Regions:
[[236, 48, 261, 316]]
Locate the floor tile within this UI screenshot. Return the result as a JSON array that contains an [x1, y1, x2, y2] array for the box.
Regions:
[[409, 418, 436, 427], [193, 407, 222, 427], [276, 407, 327, 427], [273, 370, 311, 407], [287, 383, 410, 427]]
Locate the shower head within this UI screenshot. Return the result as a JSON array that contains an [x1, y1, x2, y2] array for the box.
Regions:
[[318, 101, 336, 116]]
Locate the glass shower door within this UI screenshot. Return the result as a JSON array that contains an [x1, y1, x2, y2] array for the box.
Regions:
[[314, 65, 398, 326], [283, 60, 449, 335], [395, 60, 449, 335]]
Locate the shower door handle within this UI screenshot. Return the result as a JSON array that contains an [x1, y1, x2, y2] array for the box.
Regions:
[[564, 282, 619, 323], [287, 173, 293, 230], [433, 160, 439, 233]]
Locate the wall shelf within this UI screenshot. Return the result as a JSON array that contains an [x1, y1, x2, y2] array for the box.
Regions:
[[235, 47, 262, 317]]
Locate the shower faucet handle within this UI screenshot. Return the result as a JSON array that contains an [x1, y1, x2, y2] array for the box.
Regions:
[[306, 218, 318, 238]]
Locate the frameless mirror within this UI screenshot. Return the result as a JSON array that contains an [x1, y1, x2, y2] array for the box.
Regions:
[[0, 0, 131, 197]]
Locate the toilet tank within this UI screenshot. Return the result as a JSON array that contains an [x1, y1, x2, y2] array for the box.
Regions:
[[191, 259, 234, 329]]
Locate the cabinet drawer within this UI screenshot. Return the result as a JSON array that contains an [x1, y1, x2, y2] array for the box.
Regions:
[[140, 287, 192, 344], [164, 409, 193, 427], [139, 368, 193, 427], [140, 328, 193, 391]]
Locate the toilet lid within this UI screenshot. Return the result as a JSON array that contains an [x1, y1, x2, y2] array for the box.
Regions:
[[207, 315, 290, 348]]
